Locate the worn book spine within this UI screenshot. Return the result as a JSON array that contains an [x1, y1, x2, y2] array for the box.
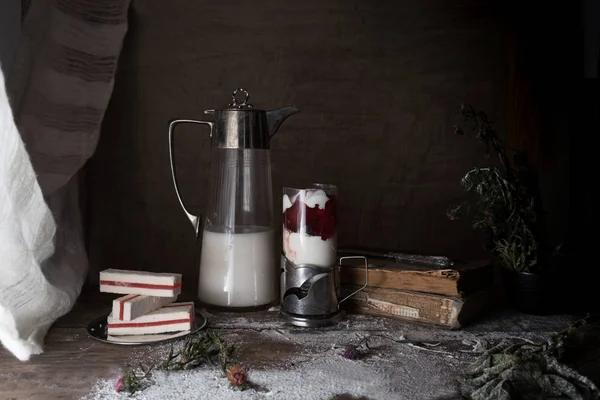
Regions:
[[340, 285, 499, 329], [339, 260, 493, 297]]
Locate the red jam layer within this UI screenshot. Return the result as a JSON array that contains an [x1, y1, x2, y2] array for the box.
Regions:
[[283, 195, 337, 240]]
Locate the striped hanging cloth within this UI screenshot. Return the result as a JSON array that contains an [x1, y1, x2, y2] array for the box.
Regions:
[[0, 0, 131, 361]]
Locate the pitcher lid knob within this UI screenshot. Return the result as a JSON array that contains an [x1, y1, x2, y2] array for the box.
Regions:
[[229, 88, 253, 109]]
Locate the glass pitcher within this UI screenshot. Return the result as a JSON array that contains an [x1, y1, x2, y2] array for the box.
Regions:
[[168, 89, 298, 310]]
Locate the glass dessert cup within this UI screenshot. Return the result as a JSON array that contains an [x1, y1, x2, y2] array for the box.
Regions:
[[282, 183, 338, 267]]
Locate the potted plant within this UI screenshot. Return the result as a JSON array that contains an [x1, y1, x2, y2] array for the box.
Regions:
[[447, 104, 558, 315]]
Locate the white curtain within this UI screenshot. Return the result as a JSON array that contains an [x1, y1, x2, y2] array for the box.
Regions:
[[0, 0, 131, 360]]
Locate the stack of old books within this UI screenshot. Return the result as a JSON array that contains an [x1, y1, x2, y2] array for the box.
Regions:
[[338, 250, 499, 329]]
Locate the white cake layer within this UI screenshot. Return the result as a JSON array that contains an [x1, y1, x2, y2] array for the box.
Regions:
[[108, 321, 191, 336], [112, 294, 177, 321], [99, 269, 182, 297], [107, 302, 194, 336], [107, 331, 191, 343]]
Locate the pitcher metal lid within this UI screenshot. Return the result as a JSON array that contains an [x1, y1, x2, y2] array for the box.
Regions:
[[205, 88, 262, 113], [204, 88, 298, 149]]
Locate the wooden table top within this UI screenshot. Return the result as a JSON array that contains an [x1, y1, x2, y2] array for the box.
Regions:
[[0, 291, 576, 400]]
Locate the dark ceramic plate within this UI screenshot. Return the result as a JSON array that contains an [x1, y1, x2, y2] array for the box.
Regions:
[[86, 311, 207, 345]]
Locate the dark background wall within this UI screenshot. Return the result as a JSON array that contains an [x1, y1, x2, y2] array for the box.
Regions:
[[85, 0, 511, 296], [0, 0, 21, 71]]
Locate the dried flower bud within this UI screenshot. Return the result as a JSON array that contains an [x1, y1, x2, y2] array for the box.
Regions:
[[227, 364, 248, 388], [342, 346, 358, 360], [114, 376, 124, 392]]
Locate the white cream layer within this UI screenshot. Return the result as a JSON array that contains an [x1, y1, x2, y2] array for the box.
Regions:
[[283, 228, 337, 267]]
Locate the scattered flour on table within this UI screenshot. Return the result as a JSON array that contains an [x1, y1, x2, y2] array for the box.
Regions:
[[81, 349, 462, 400], [80, 312, 570, 400], [80, 332, 466, 400]]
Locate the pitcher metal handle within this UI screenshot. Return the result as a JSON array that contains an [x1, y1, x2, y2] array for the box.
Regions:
[[168, 119, 213, 241], [337, 256, 369, 307]]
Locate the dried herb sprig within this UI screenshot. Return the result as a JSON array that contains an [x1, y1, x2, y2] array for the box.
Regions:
[[116, 331, 240, 395], [114, 364, 153, 394], [448, 104, 548, 273], [460, 316, 600, 400], [155, 331, 235, 373]]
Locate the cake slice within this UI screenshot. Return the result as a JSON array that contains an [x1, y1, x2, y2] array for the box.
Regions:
[[100, 269, 182, 297], [107, 331, 190, 343], [107, 302, 194, 336], [112, 294, 177, 321]]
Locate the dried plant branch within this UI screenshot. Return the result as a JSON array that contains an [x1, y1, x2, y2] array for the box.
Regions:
[[461, 316, 600, 400], [448, 104, 547, 273], [115, 331, 244, 395]]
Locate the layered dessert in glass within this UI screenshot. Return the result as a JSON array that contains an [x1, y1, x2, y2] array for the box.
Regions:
[[282, 184, 337, 267]]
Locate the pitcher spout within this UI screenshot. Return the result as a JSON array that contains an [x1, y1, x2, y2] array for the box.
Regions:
[[266, 106, 299, 138]]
